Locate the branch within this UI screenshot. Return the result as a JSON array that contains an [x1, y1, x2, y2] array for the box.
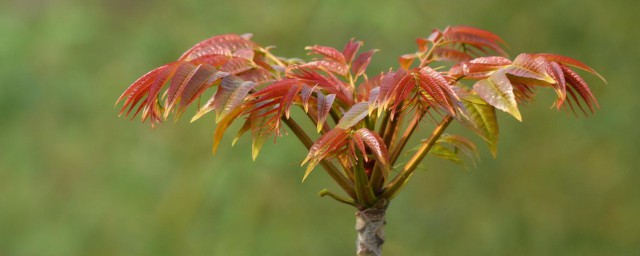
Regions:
[[389, 109, 425, 165], [381, 115, 453, 199], [282, 117, 356, 199]]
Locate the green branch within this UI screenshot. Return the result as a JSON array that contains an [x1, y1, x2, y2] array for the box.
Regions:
[[282, 117, 356, 199], [381, 115, 453, 199]]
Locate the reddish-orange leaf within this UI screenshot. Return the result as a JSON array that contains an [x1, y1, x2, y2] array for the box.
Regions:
[[443, 26, 507, 56], [416, 38, 430, 52], [433, 48, 473, 62], [399, 54, 417, 70]]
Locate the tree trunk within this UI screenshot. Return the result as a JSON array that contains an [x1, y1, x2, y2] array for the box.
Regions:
[[355, 207, 386, 256]]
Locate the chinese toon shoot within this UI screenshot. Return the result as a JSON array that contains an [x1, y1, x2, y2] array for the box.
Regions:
[[117, 26, 604, 256]]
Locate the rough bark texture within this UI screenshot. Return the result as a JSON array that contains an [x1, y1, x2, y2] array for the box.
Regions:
[[356, 208, 386, 256]]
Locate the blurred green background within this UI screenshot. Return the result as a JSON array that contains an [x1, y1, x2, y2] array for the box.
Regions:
[[1, 0, 638, 255]]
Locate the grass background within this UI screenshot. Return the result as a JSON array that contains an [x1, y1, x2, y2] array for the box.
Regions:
[[1, 0, 639, 255]]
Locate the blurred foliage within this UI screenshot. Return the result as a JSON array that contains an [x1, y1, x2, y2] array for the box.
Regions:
[[1, 0, 639, 255]]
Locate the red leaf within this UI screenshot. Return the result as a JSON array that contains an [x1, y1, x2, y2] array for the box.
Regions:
[[291, 60, 348, 76], [305, 45, 346, 64], [535, 53, 606, 83], [443, 26, 507, 56], [433, 48, 473, 62], [165, 62, 198, 112], [342, 38, 363, 64], [353, 128, 390, 178], [351, 50, 378, 78], [546, 61, 567, 109], [179, 34, 256, 61], [449, 56, 512, 79], [302, 128, 350, 181], [503, 54, 555, 84], [178, 69, 228, 116], [238, 68, 274, 84], [220, 57, 254, 74], [561, 65, 599, 114], [316, 92, 336, 132], [417, 67, 459, 115], [212, 75, 256, 122]]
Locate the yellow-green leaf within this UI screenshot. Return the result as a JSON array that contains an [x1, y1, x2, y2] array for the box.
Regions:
[[473, 70, 521, 121]]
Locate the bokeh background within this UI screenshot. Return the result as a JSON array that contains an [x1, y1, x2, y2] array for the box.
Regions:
[[1, 0, 639, 255]]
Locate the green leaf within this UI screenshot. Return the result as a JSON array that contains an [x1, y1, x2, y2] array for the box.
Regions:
[[432, 134, 479, 167], [429, 144, 463, 165], [212, 106, 245, 154], [460, 95, 499, 157], [336, 102, 370, 129], [473, 70, 521, 121], [249, 103, 273, 160]]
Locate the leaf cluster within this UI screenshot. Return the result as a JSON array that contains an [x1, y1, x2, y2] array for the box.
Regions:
[[117, 26, 603, 209]]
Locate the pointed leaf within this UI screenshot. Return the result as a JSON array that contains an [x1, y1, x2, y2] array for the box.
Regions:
[[437, 134, 479, 161], [354, 128, 390, 179], [433, 47, 473, 62], [351, 50, 377, 77], [232, 118, 251, 146], [212, 106, 245, 154], [449, 56, 512, 79], [342, 38, 362, 64], [399, 54, 417, 70], [302, 128, 349, 181], [473, 70, 521, 121], [316, 93, 336, 132], [504, 54, 555, 85], [213, 75, 256, 122], [300, 85, 314, 112], [179, 34, 256, 61], [336, 102, 370, 129], [305, 45, 346, 64], [176, 66, 225, 117], [535, 53, 606, 83], [292, 60, 348, 76], [561, 65, 599, 114], [459, 95, 499, 156], [165, 62, 198, 115]]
